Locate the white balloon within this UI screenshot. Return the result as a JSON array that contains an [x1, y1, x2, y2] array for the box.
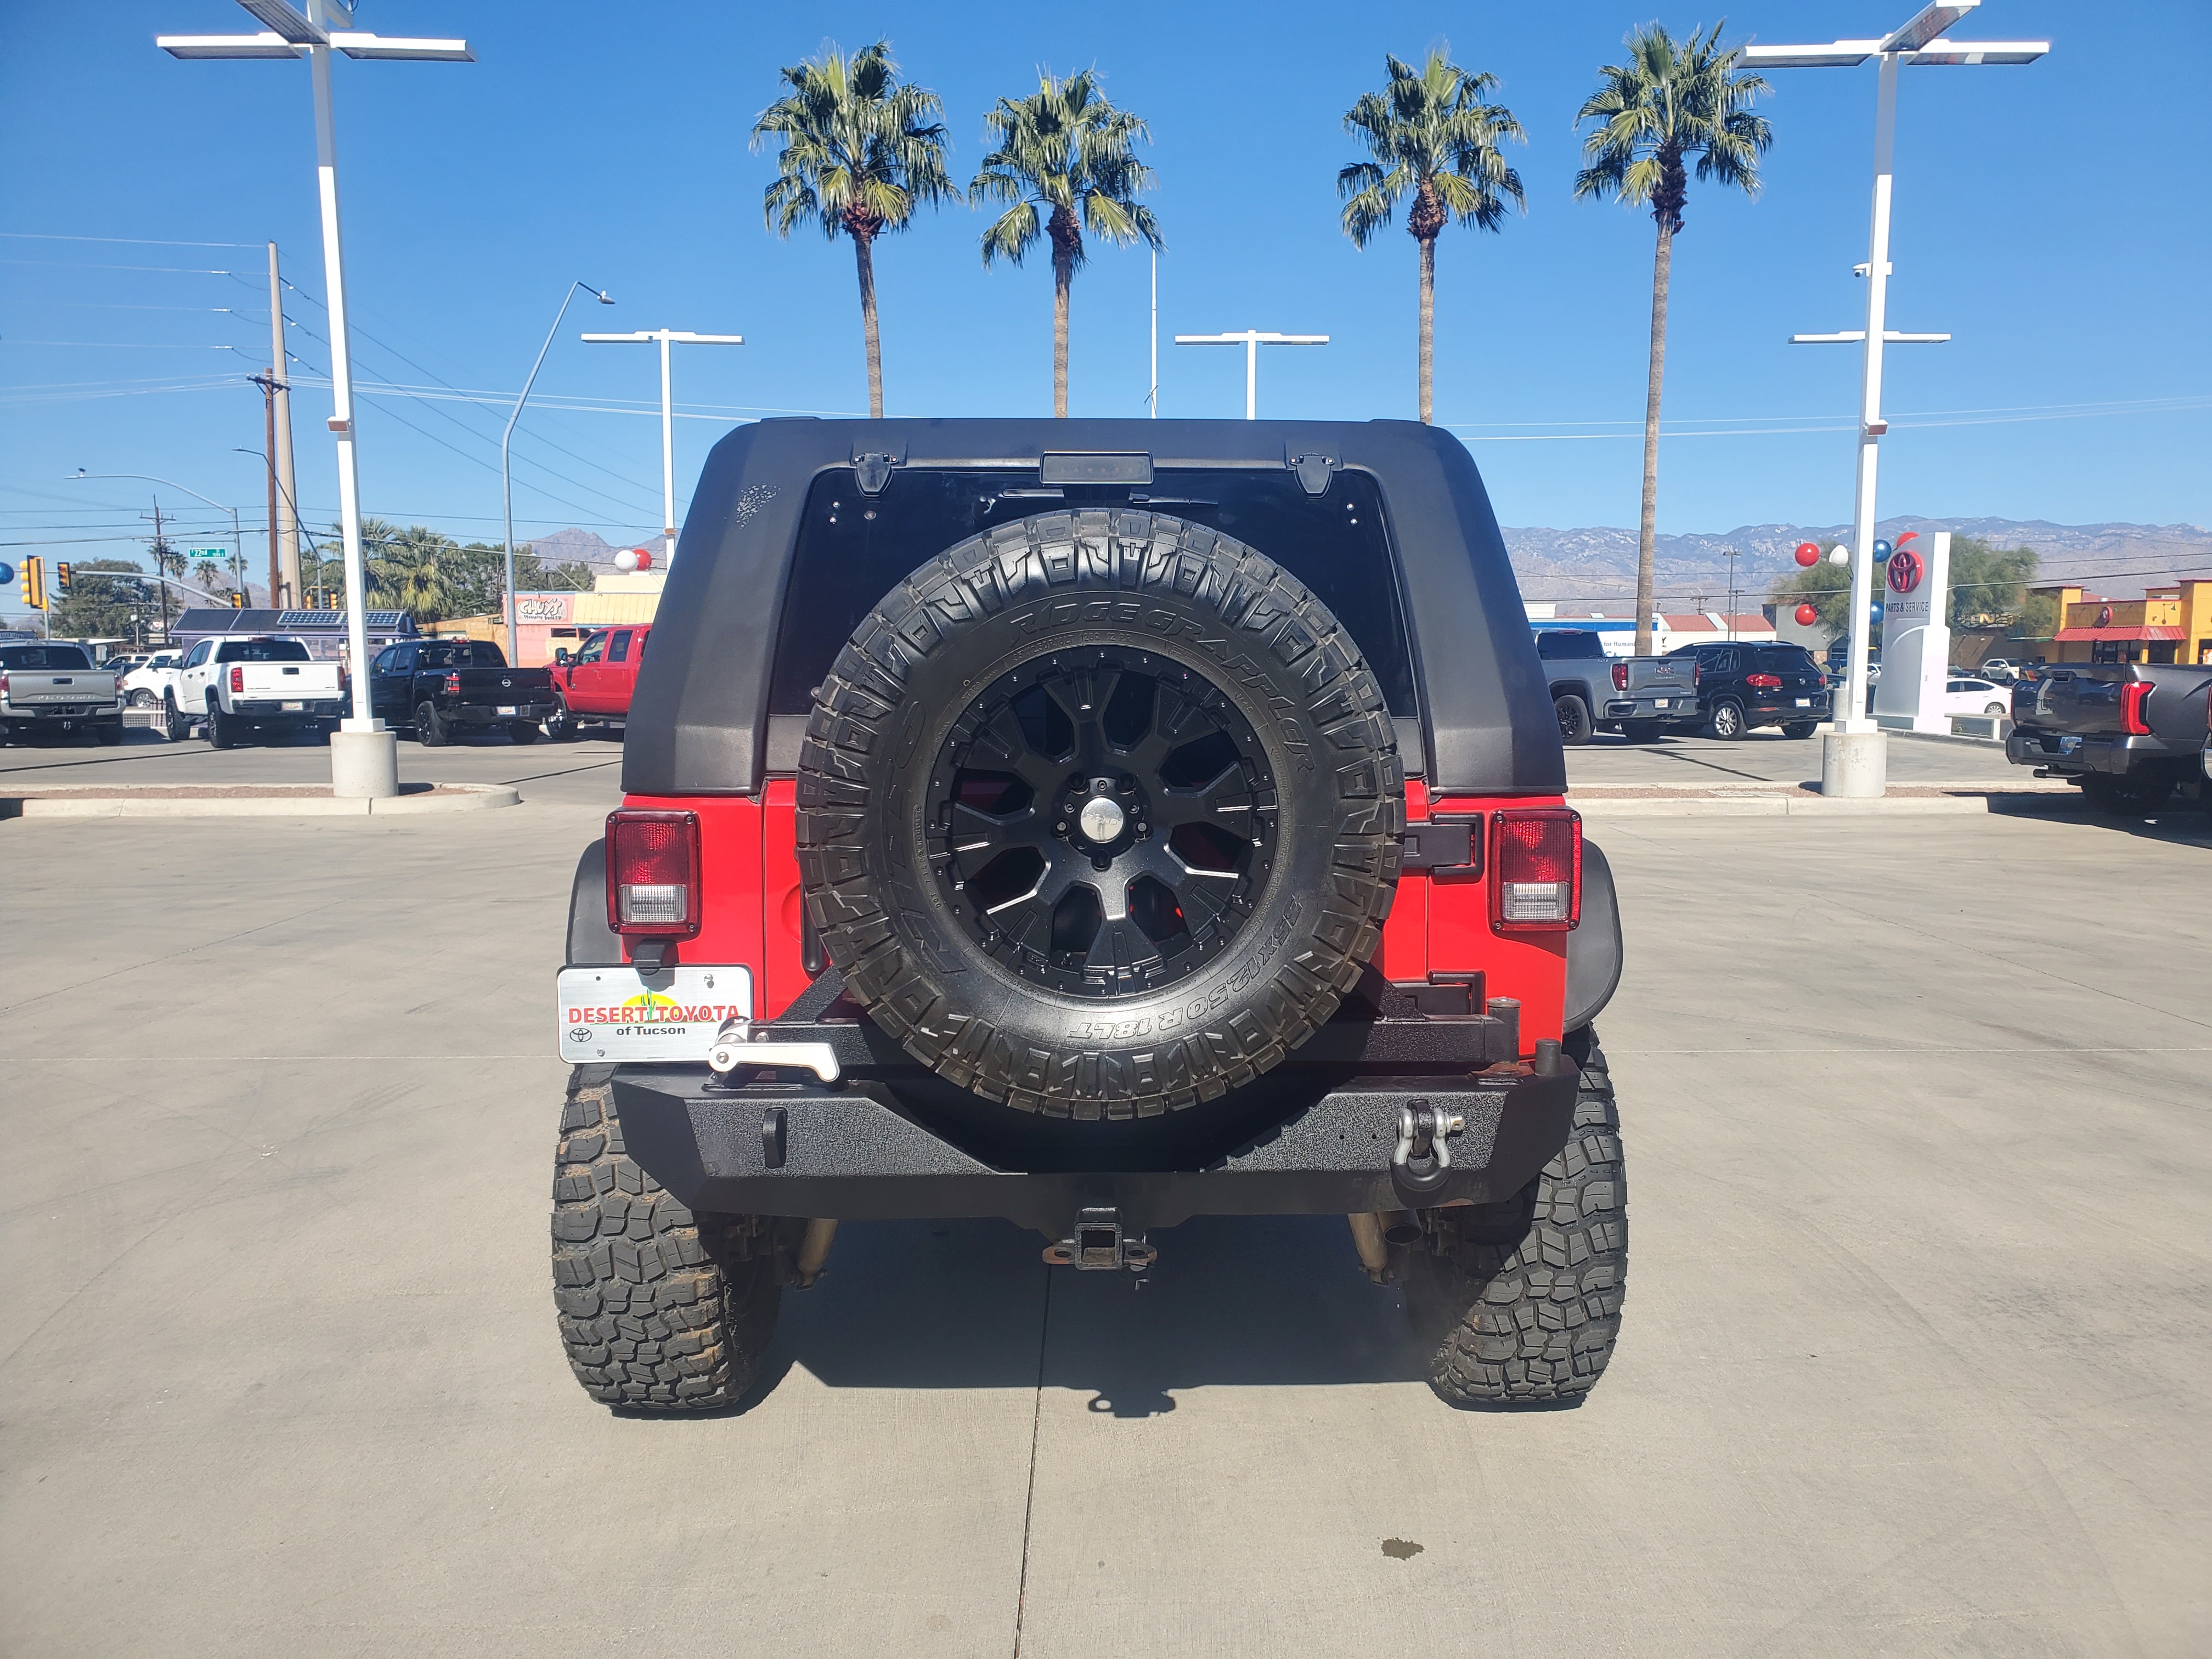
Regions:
[[1827, 545, 1850, 565], [613, 548, 639, 573]]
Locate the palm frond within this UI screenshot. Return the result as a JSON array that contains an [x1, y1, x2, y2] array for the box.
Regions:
[[751, 37, 956, 241], [1336, 44, 1526, 247]]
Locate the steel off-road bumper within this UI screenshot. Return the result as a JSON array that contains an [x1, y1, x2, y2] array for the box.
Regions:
[[609, 1059, 1582, 1243]]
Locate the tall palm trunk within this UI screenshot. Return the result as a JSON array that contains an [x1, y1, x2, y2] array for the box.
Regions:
[[853, 230, 883, 419], [1634, 218, 1673, 656], [1417, 235, 1435, 424], [1051, 249, 1073, 419]]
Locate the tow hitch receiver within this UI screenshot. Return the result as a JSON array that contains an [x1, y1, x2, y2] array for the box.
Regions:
[[1044, 1207, 1158, 1272]]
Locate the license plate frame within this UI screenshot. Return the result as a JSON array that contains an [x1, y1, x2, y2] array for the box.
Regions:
[[281, 700, 304, 712], [1794, 698, 1811, 707], [496, 704, 518, 716], [556, 964, 754, 1063], [1652, 698, 1669, 709]]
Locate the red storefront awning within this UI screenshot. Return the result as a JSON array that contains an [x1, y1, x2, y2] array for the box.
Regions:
[[2053, 625, 2183, 642]]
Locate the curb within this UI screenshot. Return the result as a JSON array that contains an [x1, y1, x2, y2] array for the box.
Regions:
[[1576, 790, 2081, 819], [2, 783, 521, 820]]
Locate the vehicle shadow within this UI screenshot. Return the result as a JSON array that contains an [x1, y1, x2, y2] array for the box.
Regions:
[[759, 1214, 1427, 1415], [1992, 793, 2211, 843]]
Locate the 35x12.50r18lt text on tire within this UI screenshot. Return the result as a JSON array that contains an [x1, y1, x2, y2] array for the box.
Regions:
[[796, 511, 1405, 1121]]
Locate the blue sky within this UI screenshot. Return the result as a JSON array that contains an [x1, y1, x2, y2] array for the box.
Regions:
[[3, 0, 2207, 605]]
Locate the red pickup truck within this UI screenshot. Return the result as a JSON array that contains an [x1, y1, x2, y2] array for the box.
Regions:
[[545, 624, 651, 741]]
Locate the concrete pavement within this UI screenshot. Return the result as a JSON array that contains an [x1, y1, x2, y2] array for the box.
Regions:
[[2, 780, 2207, 1655]]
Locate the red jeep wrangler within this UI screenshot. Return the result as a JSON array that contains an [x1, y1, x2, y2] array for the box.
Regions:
[[554, 420, 1627, 1412]]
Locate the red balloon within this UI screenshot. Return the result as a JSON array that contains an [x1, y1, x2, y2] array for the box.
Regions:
[[1795, 603, 1819, 627], [634, 548, 653, 571], [1794, 541, 1820, 567]]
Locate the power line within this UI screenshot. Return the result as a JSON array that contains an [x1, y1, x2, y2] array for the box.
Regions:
[[0, 232, 263, 249]]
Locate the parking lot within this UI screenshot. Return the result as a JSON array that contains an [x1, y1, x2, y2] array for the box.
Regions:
[[3, 732, 2208, 1656]]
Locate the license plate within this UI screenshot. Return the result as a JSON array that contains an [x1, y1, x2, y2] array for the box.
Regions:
[[2059, 736, 2081, 754], [1794, 698, 1811, 707], [556, 965, 753, 1063], [1652, 698, 1669, 709], [496, 704, 518, 716], [281, 700, 304, 712]]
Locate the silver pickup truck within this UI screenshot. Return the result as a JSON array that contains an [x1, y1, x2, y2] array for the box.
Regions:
[[0, 641, 125, 746], [1600, 654, 1700, 742], [2007, 662, 2212, 814]]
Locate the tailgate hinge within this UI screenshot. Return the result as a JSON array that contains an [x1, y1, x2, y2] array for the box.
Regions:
[[851, 440, 906, 496], [1286, 448, 1338, 495], [1400, 815, 1482, 876]]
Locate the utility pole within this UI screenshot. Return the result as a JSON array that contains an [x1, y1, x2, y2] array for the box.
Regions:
[[267, 241, 301, 605], [1149, 249, 1158, 418], [250, 372, 286, 608], [1723, 546, 1741, 640], [580, 327, 738, 567], [1172, 330, 1330, 419], [143, 500, 175, 644]]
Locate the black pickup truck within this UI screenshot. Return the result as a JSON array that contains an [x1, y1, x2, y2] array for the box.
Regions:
[[367, 638, 556, 746], [2007, 662, 2212, 813]]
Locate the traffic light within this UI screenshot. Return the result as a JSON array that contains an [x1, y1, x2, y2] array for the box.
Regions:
[[19, 555, 44, 610], [230, 591, 245, 609], [55, 561, 72, 596]]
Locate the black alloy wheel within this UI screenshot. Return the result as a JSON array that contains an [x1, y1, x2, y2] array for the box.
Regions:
[[929, 645, 1277, 998], [1554, 692, 1594, 747], [415, 699, 449, 747]]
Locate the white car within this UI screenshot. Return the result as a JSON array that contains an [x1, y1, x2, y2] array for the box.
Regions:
[[119, 652, 179, 706], [1940, 676, 2013, 719]]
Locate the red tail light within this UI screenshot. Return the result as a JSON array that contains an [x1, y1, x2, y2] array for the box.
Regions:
[[2120, 681, 2152, 736], [443, 672, 462, 698], [1611, 661, 1628, 691], [229, 665, 244, 693], [1692, 662, 1703, 686], [1745, 672, 1782, 689], [0, 673, 9, 697], [605, 810, 701, 939], [1491, 808, 1582, 932]]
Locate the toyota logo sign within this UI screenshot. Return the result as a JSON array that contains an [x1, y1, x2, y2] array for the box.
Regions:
[[1886, 550, 1923, 594]]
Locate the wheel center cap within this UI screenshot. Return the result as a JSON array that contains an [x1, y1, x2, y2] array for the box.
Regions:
[[1077, 795, 1126, 844]]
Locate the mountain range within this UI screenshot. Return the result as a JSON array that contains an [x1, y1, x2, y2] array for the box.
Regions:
[[522, 517, 2212, 607], [1502, 517, 2212, 606]]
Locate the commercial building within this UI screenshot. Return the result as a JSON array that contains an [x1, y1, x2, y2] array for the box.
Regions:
[[2037, 578, 2212, 667], [425, 569, 664, 666], [170, 607, 417, 661], [1525, 603, 1775, 656]]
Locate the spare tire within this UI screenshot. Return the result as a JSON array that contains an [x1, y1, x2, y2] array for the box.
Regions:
[[796, 510, 1404, 1120]]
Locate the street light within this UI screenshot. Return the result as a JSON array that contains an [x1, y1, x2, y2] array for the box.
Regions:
[[503, 281, 614, 663], [579, 328, 742, 567], [1744, 0, 2047, 796], [1173, 331, 1329, 419], [158, 0, 473, 799], [67, 470, 245, 632]]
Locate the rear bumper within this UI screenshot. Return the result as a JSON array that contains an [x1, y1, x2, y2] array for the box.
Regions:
[[2006, 730, 2179, 777], [231, 699, 343, 720], [610, 1058, 1581, 1239], [452, 702, 553, 722], [2, 703, 122, 724], [1604, 698, 1692, 722]]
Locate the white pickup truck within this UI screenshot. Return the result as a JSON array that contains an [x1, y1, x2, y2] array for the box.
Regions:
[[149, 635, 347, 746]]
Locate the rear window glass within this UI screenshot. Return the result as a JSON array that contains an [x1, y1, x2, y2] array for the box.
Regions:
[[215, 639, 311, 663], [768, 468, 1419, 716], [0, 644, 93, 669], [1758, 645, 1819, 673], [1536, 630, 1605, 661], [419, 641, 506, 668]]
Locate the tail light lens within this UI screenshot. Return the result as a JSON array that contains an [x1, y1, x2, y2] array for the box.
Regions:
[[605, 810, 701, 938], [2120, 681, 2152, 736], [443, 672, 462, 698], [1611, 661, 1628, 691], [1491, 808, 1582, 932], [229, 665, 244, 693], [1745, 673, 1782, 689], [1692, 662, 1703, 686], [0, 673, 9, 697]]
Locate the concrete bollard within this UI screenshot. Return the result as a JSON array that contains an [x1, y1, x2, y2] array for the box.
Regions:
[[1820, 728, 1888, 798], [330, 726, 400, 799]]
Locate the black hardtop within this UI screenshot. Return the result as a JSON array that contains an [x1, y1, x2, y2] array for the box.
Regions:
[[624, 417, 1564, 798]]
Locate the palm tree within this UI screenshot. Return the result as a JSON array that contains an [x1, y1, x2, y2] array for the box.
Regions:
[[1339, 48, 1525, 425], [192, 558, 223, 596], [973, 69, 1161, 418], [1575, 22, 1770, 654], [753, 40, 956, 419]]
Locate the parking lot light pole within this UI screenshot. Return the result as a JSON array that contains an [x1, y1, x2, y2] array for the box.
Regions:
[[579, 329, 743, 567], [1745, 0, 2046, 795], [503, 283, 614, 663], [1173, 331, 1329, 419], [158, 0, 472, 798]]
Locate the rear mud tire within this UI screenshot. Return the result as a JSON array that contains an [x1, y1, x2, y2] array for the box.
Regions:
[[205, 700, 235, 750], [795, 510, 1404, 1120], [551, 1069, 782, 1413], [1403, 1026, 1627, 1406], [414, 700, 448, 748], [544, 696, 578, 741]]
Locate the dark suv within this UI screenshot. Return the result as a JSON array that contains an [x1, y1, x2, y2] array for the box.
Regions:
[[554, 419, 1628, 1413], [1668, 641, 1830, 738]]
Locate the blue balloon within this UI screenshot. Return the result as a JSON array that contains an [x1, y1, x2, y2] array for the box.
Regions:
[[1868, 601, 1887, 624], [0, 562, 13, 585], [1872, 538, 1894, 562]]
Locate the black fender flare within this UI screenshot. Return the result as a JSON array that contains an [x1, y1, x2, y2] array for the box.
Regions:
[[566, 838, 623, 967], [1565, 839, 1623, 1034]]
